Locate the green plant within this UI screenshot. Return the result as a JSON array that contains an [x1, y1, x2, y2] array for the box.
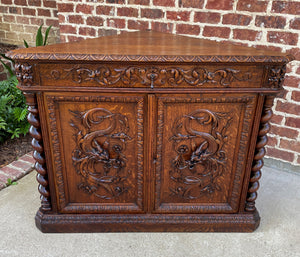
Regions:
[[7, 178, 18, 186], [0, 76, 30, 142], [0, 24, 52, 142]]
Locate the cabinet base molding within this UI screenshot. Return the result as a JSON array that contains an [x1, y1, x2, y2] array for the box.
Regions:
[[35, 209, 260, 233]]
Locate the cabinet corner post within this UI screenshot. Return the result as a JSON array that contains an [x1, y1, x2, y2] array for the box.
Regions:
[[24, 92, 51, 212], [245, 95, 275, 212]]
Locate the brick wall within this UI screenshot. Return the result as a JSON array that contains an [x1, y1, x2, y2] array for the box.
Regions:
[[1, 0, 300, 168], [0, 0, 60, 46]]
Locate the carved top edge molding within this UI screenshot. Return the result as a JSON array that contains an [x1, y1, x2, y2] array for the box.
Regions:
[[8, 53, 294, 64]]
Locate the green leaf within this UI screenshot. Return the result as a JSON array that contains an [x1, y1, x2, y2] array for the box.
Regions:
[[36, 24, 44, 47], [43, 25, 52, 46], [0, 53, 14, 64], [0, 59, 14, 77], [23, 39, 29, 48]]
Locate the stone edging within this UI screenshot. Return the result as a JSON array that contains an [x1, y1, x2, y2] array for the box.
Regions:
[[0, 151, 35, 191]]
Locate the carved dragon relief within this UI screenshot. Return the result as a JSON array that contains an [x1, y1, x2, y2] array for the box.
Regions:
[[267, 65, 286, 88], [70, 107, 132, 200], [47, 65, 252, 88], [168, 109, 233, 200], [15, 62, 33, 87]]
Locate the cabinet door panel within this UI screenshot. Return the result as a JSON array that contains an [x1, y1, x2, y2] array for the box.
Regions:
[[154, 94, 257, 213], [45, 93, 145, 213]]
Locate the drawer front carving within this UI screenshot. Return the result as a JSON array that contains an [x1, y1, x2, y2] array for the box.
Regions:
[[39, 64, 263, 88], [45, 93, 145, 213], [154, 94, 257, 213]]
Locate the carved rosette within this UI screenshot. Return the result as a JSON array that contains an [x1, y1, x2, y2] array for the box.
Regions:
[[15, 62, 33, 87], [169, 109, 233, 199], [267, 65, 286, 88], [245, 95, 275, 212], [24, 93, 51, 212], [48, 65, 252, 88], [70, 107, 132, 200]]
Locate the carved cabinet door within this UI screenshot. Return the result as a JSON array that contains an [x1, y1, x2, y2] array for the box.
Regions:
[[153, 93, 258, 214], [44, 92, 145, 214]]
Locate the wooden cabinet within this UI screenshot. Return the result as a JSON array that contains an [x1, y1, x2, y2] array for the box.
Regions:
[[8, 31, 293, 232]]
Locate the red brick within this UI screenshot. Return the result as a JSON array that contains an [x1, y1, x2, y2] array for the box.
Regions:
[[10, 161, 33, 171], [285, 117, 300, 129], [270, 124, 299, 138], [18, 153, 34, 163], [180, 0, 204, 8], [67, 35, 84, 42], [223, 13, 252, 26], [275, 100, 300, 116], [60, 25, 77, 34], [267, 31, 298, 46], [106, 0, 125, 3], [271, 114, 283, 125], [79, 27, 96, 37], [296, 67, 300, 75], [28, 0, 41, 6], [141, 9, 164, 19], [176, 24, 200, 35], [86, 16, 104, 26], [98, 29, 118, 37], [96, 6, 115, 15], [291, 91, 300, 102], [266, 147, 295, 162], [38, 8, 51, 17], [68, 15, 84, 24], [255, 16, 286, 29], [76, 4, 94, 14], [14, 0, 26, 5], [107, 18, 126, 29], [1, 0, 12, 4], [237, 0, 268, 12], [287, 48, 300, 61], [53, 9, 58, 18], [128, 20, 149, 30], [153, 0, 175, 7], [267, 136, 278, 147], [23, 7, 36, 16], [283, 76, 300, 88], [57, 3, 74, 12], [16, 16, 30, 24], [272, 1, 300, 15], [233, 29, 262, 41], [30, 17, 43, 25], [206, 0, 234, 10], [117, 7, 138, 17], [280, 139, 300, 152], [43, 0, 56, 8], [9, 6, 21, 14], [0, 6, 8, 13], [152, 22, 174, 33], [58, 14, 65, 23], [203, 26, 230, 39], [0, 166, 23, 178], [3, 15, 15, 23], [128, 0, 149, 5], [290, 18, 300, 30], [0, 173, 9, 184], [194, 12, 221, 24], [166, 11, 190, 22]]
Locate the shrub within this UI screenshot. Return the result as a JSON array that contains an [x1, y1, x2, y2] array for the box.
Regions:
[[0, 76, 30, 142]]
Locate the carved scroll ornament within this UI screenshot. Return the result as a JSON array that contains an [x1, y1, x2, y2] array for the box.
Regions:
[[169, 109, 233, 200], [48, 65, 252, 88], [70, 107, 132, 200]]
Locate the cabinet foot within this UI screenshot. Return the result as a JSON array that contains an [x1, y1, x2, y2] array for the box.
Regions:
[[35, 209, 260, 233]]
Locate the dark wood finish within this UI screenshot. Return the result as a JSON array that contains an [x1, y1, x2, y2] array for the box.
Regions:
[[8, 31, 293, 232]]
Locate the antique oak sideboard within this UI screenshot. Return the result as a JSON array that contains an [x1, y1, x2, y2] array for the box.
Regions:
[[8, 31, 293, 232]]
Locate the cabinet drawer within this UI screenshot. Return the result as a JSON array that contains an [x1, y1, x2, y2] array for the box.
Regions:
[[39, 63, 263, 89]]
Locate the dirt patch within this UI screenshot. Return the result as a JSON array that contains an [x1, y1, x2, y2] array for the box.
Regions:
[[0, 134, 32, 168]]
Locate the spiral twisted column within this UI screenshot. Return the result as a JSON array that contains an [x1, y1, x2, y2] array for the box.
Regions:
[[24, 93, 51, 212], [245, 95, 275, 212]]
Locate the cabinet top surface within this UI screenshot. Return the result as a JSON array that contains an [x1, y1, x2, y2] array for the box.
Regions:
[[8, 31, 293, 63]]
